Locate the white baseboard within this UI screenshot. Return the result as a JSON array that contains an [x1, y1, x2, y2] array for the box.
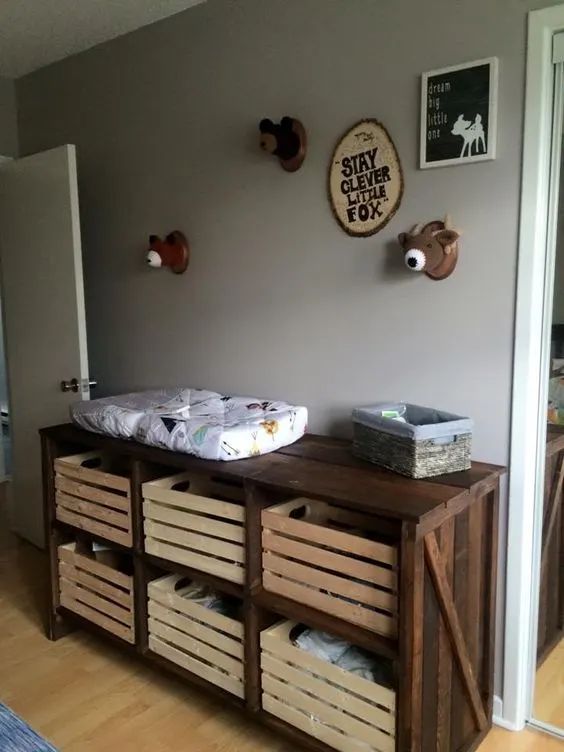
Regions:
[[493, 696, 525, 731]]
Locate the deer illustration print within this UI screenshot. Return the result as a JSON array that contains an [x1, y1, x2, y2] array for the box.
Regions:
[[451, 114, 486, 158]]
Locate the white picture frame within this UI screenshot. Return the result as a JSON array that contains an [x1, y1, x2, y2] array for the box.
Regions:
[[420, 57, 498, 169]]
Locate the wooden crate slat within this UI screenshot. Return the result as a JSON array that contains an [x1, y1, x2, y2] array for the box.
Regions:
[[149, 601, 243, 660], [263, 572, 396, 637], [55, 454, 130, 493], [56, 506, 132, 548], [145, 539, 244, 585], [143, 500, 244, 543], [188, 478, 245, 503], [263, 551, 396, 614], [60, 579, 134, 627], [263, 673, 395, 752], [60, 594, 134, 643], [144, 470, 244, 500], [56, 491, 131, 532], [145, 519, 244, 563], [148, 576, 244, 638], [263, 695, 386, 752], [59, 544, 132, 590], [262, 530, 396, 591], [327, 506, 398, 535], [143, 481, 245, 520], [261, 622, 396, 711], [262, 652, 395, 734], [149, 635, 244, 698], [263, 500, 397, 565], [56, 474, 130, 511], [59, 561, 131, 608], [149, 617, 243, 678]]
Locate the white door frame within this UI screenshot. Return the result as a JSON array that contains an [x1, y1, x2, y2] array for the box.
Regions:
[[503, 4, 564, 731]]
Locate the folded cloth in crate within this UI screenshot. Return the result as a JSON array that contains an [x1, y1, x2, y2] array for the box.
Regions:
[[294, 628, 393, 686], [179, 582, 240, 620], [70, 387, 308, 461]]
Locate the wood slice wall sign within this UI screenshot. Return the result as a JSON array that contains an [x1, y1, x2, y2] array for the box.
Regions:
[[328, 120, 403, 237]]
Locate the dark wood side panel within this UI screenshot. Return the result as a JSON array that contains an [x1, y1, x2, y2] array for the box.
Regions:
[[419, 485, 497, 752], [398, 523, 424, 752], [450, 505, 470, 751], [422, 563, 439, 752], [436, 518, 455, 752]]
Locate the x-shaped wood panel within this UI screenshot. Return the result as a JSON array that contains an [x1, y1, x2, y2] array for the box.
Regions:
[[424, 532, 488, 731]]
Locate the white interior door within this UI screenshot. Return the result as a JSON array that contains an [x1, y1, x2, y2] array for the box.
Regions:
[[0, 144, 90, 547]]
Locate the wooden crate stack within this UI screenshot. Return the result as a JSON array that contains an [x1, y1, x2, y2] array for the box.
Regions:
[[42, 426, 503, 752]]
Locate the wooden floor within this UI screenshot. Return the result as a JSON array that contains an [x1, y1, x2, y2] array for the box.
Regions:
[[0, 489, 561, 752], [534, 638, 564, 729]]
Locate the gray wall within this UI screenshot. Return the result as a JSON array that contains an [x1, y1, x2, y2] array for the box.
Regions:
[[0, 76, 18, 158], [16, 0, 548, 470]]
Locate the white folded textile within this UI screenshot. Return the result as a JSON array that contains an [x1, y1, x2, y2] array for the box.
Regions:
[[293, 628, 393, 686], [71, 387, 308, 461]]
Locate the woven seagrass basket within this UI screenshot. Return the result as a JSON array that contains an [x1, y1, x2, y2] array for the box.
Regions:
[[352, 404, 472, 479]]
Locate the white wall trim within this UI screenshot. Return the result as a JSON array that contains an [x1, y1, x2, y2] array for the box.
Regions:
[[528, 719, 564, 740], [493, 695, 521, 731], [503, 3, 564, 730]]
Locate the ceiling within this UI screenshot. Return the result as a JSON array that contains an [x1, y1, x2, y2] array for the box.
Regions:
[[0, 0, 207, 79]]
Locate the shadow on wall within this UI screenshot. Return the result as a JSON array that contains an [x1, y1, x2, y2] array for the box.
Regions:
[[379, 237, 414, 283]]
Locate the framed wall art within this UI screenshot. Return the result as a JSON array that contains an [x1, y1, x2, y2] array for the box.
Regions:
[[420, 57, 498, 169]]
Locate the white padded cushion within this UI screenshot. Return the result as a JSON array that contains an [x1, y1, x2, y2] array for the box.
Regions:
[[70, 388, 308, 461]]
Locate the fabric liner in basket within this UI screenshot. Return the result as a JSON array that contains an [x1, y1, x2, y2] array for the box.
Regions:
[[352, 402, 473, 479]]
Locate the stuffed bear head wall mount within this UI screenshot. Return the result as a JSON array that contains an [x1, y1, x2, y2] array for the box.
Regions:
[[146, 231, 190, 274], [398, 216, 461, 281], [259, 117, 307, 172]]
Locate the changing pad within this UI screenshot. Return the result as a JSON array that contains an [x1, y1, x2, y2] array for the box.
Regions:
[[70, 388, 308, 461]]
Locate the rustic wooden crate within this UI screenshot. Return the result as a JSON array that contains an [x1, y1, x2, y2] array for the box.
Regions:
[[142, 472, 245, 584], [54, 451, 132, 547], [262, 498, 398, 637], [261, 619, 396, 752], [57, 542, 135, 643], [148, 574, 244, 698]]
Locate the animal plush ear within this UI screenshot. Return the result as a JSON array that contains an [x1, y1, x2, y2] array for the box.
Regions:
[[398, 232, 408, 247], [149, 234, 159, 245], [259, 119, 275, 134], [423, 221, 445, 236], [281, 116, 294, 130], [435, 229, 460, 247]]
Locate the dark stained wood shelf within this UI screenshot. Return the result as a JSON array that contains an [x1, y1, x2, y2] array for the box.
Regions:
[[41, 423, 492, 523], [42, 423, 504, 752], [253, 588, 399, 660], [278, 434, 504, 490]]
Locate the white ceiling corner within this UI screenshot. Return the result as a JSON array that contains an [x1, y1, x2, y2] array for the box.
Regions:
[[0, 0, 207, 79]]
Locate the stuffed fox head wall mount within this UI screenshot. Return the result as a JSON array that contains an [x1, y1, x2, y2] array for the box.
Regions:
[[398, 216, 461, 281], [259, 116, 307, 172], [146, 231, 190, 274]]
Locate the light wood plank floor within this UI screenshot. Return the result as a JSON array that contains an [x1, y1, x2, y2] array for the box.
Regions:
[[0, 489, 560, 752], [534, 639, 564, 729]]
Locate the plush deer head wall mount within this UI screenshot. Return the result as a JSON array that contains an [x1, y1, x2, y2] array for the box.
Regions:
[[398, 216, 461, 281], [146, 231, 190, 274]]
